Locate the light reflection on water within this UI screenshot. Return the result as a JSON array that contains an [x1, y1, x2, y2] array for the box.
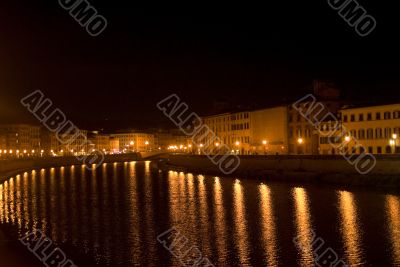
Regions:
[[338, 190, 365, 266], [0, 161, 399, 267]]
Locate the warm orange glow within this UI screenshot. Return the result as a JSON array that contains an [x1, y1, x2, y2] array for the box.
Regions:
[[338, 190, 363, 265], [262, 140, 267, 145]]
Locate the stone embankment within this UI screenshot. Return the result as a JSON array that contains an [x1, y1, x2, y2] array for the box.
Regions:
[[159, 154, 400, 188]]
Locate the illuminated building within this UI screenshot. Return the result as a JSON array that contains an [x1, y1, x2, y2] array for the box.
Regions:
[[340, 104, 400, 154], [198, 106, 288, 155]]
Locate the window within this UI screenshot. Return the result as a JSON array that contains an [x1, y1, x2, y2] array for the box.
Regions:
[[368, 147, 373, 154], [367, 129, 374, 139], [358, 129, 365, 140], [384, 128, 392, 138], [377, 147, 382, 154], [305, 128, 311, 138], [343, 115, 348, 122], [297, 128, 302, 137], [394, 111, 400, 119], [289, 128, 294, 138], [384, 112, 391, 120], [350, 114, 355, 122], [376, 112, 381, 120], [375, 128, 383, 139], [350, 130, 357, 138], [386, 145, 392, 154], [359, 114, 364, 121], [367, 113, 372, 121]]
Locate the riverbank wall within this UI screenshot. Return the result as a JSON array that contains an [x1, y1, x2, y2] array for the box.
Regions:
[[0, 153, 146, 183], [161, 155, 400, 188]]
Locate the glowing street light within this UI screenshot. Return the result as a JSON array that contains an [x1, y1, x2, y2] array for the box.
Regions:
[[344, 136, 351, 142], [297, 138, 304, 144], [262, 140, 267, 155], [235, 141, 240, 146], [393, 134, 398, 140]]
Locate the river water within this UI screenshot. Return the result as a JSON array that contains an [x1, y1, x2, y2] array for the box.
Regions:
[[0, 161, 399, 266]]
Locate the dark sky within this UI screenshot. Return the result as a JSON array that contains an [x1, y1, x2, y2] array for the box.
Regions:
[[1, 0, 399, 130]]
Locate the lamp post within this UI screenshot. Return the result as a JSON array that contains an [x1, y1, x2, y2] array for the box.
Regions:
[[145, 141, 149, 152], [390, 133, 398, 154], [297, 138, 304, 154], [235, 141, 240, 155], [262, 140, 267, 155], [130, 141, 134, 152]]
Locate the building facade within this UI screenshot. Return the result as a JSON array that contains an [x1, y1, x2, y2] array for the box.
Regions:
[[340, 104, 400, 154], [197, 106, 288, 155], [0, 124, 41, 156], [288, 81, 341, 155], [87, 131, 110, 153], [112, 132, 155, 152]]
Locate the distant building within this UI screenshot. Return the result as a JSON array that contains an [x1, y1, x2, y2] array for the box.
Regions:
[[109, 137, 120, 153], [288, 81, 341, 154], [0, 124, 40, 155], [340, 103, 400, 154], [111, 132, 154, 152], [153, 130, 191, 151], [87, 131, 110, 153], [198, 106, 288, 155], [40, 129, 89, 156]]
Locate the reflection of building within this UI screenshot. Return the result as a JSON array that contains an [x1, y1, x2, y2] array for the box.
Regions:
[[198, 106, 288, 155], [0, 124, 40, 154], [340, 104, 400, 154], [112, 132, 154, 152]]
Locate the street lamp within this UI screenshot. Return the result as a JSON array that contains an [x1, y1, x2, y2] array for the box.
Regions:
[[297, 138, 304, 154], [235, 141, 240, 155], [389, 134, 398, 154], [262, 140, 267, 155]]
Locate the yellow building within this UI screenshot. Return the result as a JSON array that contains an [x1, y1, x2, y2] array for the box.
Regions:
[[109, 137, 120, 153], [340, 104, 400, 154], [0, 124, 40, 156], [197, 106, 288, 155], [87, 131, 110, 153], [112, 132, 154, 152]]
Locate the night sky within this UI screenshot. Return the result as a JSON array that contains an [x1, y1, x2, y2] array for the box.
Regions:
[[1, 1, 399, 130]]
